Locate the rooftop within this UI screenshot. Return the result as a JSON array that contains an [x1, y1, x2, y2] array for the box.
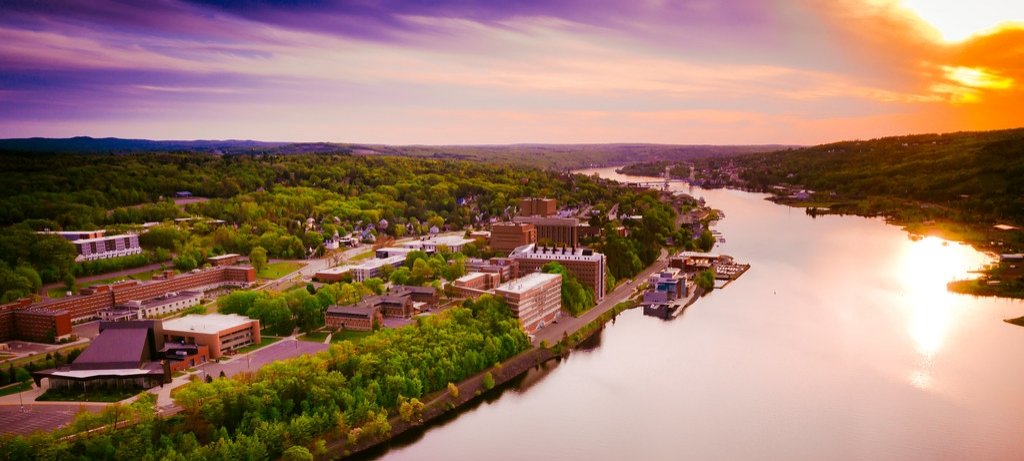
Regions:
[[69, 233, 137, 244], [400, 235, 475, 248], [496, 272, 561, 294], [73, 325, 151, 370], [208, 253, 240, 261], [327, 305, 377, 317], [162, 313, 255, 334], [510, 244, 604, 261], [317, 266, 353, 275]]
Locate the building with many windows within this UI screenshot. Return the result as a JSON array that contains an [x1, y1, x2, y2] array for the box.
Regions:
[[160, 313, 261, 359], [490, 222, 537, 252], [518, 197, 557, 217], [512, 216, 580, 247], [494, 272, 562, 334], [510, 244, 607, 301], [41, 230, 144, 262]]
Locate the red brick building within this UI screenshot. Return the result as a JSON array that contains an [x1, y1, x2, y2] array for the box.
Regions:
[[325, 305, 382, 331], [518, 197, 557, 217], [490, 222, 537, 252], [32, 265, 256, 323]]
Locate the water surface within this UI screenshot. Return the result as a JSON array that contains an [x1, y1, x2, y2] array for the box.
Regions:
[[372, 167, 1024, 461]]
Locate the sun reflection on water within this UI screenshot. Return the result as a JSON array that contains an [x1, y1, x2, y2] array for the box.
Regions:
[[899, 236, 988, 390]]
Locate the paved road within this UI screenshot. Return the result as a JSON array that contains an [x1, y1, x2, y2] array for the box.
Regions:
[[533, 249, 669, 346], [150, 336, 329, 411]]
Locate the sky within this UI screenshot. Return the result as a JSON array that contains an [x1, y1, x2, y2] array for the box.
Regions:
[[1, 0, 1023, 145]]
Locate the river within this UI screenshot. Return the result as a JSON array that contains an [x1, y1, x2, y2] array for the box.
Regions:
[[365, 167, 1024, 461]]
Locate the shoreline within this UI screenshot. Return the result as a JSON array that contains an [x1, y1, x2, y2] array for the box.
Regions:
[[329, 300, 642, 459]]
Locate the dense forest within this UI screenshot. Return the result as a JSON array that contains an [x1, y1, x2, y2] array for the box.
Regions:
[[0, 296, 529, 460], [727, 128, 1024, 227], [0, 152, 684, 303], [0, 138, 784, 169]]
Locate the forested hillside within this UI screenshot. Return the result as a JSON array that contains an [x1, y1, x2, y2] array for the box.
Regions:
[[731, 128, 1024, 226]]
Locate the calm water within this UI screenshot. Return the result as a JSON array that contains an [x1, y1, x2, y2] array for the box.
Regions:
[[372, 167, 1024, 461]]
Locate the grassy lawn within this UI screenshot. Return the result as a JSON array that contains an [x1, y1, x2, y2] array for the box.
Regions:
[[232, 336, 282, 355], [0, 381, 32, 397], [348, 249, 375, 261], [331, 329, 374, 344], [37, 388, 138, 403], [258, 261, 304, 280], [47, 287, 72, 299], [298, 331, 329, 343]]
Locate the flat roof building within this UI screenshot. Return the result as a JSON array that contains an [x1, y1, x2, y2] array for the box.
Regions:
[[510, 244, 606, 301], [352, 256, 406, 282], [48, 232, 143, 262], [518, 197, 557, 217], [315, 265, 353, 283], [161, 313, 261, 359], [490, 222, 537, 252], [325, 305, 382, 331], [400, 235, 476, 254], [513, 216, 580, 247], [495, 272, 562, 334], [208, 253, 242, 266]]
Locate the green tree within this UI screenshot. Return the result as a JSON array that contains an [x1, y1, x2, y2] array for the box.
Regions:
[[482, 371, 495, 390], [698, 230, 716, 252], [249, 246, 268, 273], [282, 446, 314, 461]]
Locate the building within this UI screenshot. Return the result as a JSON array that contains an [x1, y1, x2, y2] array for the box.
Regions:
[[0, 304, 73, 343], [208, 253, 242, 266], [325, 304, 382, 331], [351, 256, 406, 282], [510, 244, 607, 301], [98, 290, 203, 321], [32, 321, 167, 391], [162, 342, 210, 372], [45, 230, 106, 241], [390, 285, 439, 308], [465, 257, 517, 283], [518, 197, 557, 217], [669, 251, 724, 273], [57, 232, 143, 262], [642, 268, 688, 305], [400, 235, 476, 254], [513, 216, 580, 247], [314, 266, 352, 283], [494, 272, 562, 334], [490, 222, 537, 252], [31, 265, 256, 323], [161, 313, 261, 359], [0, 299, 73, 343], [452, 272, 501, 298], [375, 247, 417, 259]]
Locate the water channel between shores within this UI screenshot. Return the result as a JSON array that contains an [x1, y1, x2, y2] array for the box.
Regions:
[[360, 167, 1024, 461]]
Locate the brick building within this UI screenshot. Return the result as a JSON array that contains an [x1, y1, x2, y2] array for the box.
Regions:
[[513, 216, 580, 247], [161, 313, 261, 359], [518, 197, 557, 217], [490, 222, 537, 252], [325, 305, 382, 331], [510, 244, 607, 301], [452, 272, 501, 298], [0, 300, 72, 343], [494, 272, 562, 334], [207, 253, 242, 266], [32, 265, 256, 323]]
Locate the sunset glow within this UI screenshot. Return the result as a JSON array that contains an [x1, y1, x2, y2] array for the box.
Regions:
[[0, 1, 1022, 143], [900, 0, 1024, 42]]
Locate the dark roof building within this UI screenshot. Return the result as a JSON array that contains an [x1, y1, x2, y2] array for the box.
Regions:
[[33, 321, 168, 391]]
